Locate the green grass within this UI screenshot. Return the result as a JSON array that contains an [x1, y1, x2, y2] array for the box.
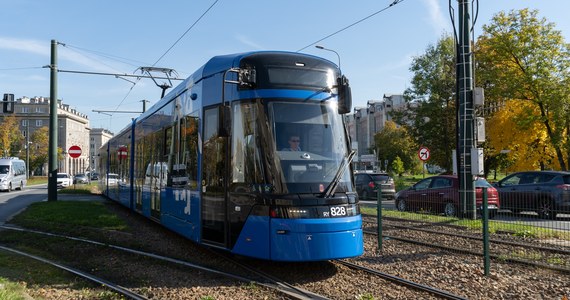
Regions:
[[362, 206, 570, 240], [58, 183, 100, 194], [9, 201, 127, 232], [26, 176, 48, 185], [0, 277, 27, 300], [0, 201, 129, 299], [0, 252, 124, 300]]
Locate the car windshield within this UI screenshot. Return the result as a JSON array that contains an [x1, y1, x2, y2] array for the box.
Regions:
[[57, 174, 68, 178], [0, 165, 9, 174], [371, 174, 391, 182], [109, 174, 119, 179]]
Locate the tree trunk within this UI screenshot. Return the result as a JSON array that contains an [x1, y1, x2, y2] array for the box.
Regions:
[[538, 103, 567, 171]]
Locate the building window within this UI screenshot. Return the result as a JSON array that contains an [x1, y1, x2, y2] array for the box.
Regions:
[[21, 120, 28, 126], [36, 120, 43, 127], [35, 107, 44, 113], [21, 107, 30, 113]]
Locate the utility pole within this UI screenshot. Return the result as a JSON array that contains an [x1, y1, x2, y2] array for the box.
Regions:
[[457, 0, 476, 219], [48, 39, 58, 201], [141, 99, 149, 112]]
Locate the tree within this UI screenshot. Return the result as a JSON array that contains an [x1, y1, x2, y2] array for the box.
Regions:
[[391, 156, 405, 176], [0, 114, 23, 157], [29, 126, 49, 175], [373, 121, 417, 173], [476, 9, 570, 170], [486, 100, 558, 171], [391, 35, 457, 172]]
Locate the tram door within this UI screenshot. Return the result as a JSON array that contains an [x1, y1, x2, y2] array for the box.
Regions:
[[201, 107, 228, 246]]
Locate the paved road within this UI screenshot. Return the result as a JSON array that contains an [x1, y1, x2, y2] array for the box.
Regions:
[[0, 184, 48, 224]]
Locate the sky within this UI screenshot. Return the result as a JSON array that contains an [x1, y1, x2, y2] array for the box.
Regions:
[[1, 0, 569, 135]]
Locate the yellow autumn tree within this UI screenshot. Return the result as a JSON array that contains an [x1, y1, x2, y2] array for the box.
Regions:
[[476, 9, 570, 171], [0, 114, 22, 157], [487, 100, 559, 171]]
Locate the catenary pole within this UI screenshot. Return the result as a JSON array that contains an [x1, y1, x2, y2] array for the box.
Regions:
[[48, 39, 58, 201], [457, 0, 475, 218]]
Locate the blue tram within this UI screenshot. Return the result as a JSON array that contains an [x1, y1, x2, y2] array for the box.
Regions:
[[99, 51, 363, 261]]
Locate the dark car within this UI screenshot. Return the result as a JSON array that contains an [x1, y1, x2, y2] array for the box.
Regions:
[[91, 172, 99, 180], [354, 172, 395, 200], [493, 171, 570, 219], [73, 173, 89, 184], [395, 175, 500, 218]]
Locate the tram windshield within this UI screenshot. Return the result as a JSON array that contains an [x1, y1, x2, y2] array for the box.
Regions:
[[231, 99, 353, 194]]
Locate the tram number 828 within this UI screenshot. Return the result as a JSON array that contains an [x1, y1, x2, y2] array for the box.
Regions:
[[329, 206, 347, 217]]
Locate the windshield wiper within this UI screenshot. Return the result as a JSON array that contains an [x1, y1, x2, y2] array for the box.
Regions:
[[321, 150, 356, 198]]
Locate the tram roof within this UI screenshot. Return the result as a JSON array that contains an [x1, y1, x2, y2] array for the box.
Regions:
[[122, 51, 332, 135]]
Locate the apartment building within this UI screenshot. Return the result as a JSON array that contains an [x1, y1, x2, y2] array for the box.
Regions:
[[1, 96, 90, 175], [344, 94, 407, 169]]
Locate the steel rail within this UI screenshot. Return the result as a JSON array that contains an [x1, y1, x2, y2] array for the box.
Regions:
[[203, 247, 330, 300], [0, 225, 327, 300], [0, 245, 149, 300], [335, 260, 468, 300], [363, 229, 570, 273]]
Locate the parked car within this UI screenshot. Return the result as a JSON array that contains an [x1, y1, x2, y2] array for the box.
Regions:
[[493, 171, 570, 219], [395, 175, 500, 218], [90, 172, 100, 180], [107, 173, 119, 186], [354, 171, 395, 200], [56, 173, 73, 188], [73, 173, 89, 184]]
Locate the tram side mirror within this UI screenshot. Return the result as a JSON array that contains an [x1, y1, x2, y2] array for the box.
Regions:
[[218, 105, 231, 137], [239, 68, 256, 88], [337, 76, 352, 114]]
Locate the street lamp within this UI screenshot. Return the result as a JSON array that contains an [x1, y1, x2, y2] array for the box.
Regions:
[[315, 45, 341, 70]]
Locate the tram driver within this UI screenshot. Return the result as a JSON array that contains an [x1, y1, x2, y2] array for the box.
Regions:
[[282, 135, 302, 151]]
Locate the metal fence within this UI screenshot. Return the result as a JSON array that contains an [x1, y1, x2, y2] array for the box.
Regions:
[[362, 184, 570, 275]]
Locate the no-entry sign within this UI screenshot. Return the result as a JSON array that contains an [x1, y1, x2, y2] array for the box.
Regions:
[[118, 146, 128, 159], [68, 145, 82, 158]]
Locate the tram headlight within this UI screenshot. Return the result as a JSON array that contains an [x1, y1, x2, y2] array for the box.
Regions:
[[287, 208, 310, 218], [270, 206, 313, 219]]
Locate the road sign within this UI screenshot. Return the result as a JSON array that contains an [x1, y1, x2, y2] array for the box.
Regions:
[[418, 146, 430, 161], [118, 146, 128, 159], [68, 145, 82, 158]]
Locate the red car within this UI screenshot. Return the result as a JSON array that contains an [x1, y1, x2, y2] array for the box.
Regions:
[[395, 175, 500, 218]]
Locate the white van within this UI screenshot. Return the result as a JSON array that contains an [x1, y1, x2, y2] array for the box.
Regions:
[[0, 157, 27, 192]]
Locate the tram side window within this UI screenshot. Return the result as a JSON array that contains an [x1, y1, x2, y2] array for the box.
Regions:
[[231, 102, 264, 189], [203, 108, 226, 193], [181, 115, 199, 189]]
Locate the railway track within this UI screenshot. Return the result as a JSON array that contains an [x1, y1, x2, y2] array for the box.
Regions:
[[0, 225, 327, 300], [361, 218, 570, 273], [1, 224, 470, 299], [0, 244, 149, 300], [335, 260, 467, 300]]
